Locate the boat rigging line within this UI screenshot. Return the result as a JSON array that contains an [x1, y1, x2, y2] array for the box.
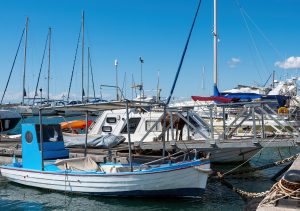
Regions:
[[67, 23, 82, 102], [33, 29, 50, 105], [1, 28, 25, 104], [88, 47, 96, 100], [166, 0, 202, 105]]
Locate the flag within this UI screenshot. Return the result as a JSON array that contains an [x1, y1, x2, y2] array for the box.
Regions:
[[82, 89, 85, 96], [23, 88, 27, 97]]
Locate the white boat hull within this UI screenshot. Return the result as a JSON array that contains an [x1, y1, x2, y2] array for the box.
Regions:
[[0, 162, 210, 197]]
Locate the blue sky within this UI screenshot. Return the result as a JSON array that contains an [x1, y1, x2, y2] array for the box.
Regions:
[[0, 0, 300, 103]]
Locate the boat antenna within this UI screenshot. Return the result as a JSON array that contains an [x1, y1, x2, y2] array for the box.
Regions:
[[33, 30, 49, 105], [166, 0, 202, 105], [22, 17, 29, 105], [1, 28, 25, 104], [156, 71, 160, 102], [47, 27, 51, 104], [67, 22, 82, 102], [139, 56, 144, 98], [115, 59, 119, 100]]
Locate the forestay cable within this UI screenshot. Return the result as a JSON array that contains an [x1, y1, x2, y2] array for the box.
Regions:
[[166, 0, 202, 105]]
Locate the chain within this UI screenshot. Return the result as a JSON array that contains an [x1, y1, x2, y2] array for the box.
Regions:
[[217, 154, 300, 199]]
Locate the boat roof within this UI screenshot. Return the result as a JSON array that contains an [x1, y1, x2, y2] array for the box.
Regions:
[[44, 100, 162, 112]]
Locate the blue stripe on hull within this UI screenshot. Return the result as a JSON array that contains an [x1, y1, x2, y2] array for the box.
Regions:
[[87, 188, 205, 197]]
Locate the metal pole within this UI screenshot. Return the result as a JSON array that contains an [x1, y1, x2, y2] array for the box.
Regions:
[[84, 110, 88, 157], [222, 106, 226, 139], [125, 101, 133, 171], [47, 27, 51, 104], [261, 105, 265, 139], [252, 106, 257, 142], [87, 47, 90, 101], [162, 106, 167, 158], [115, 59, 119, 101], [39, 88, 44, 170], [187, 110, 190, 140], [209, 106, 215, 144], [22, 17, 29, 105], [81, 11, 85, 102], [213, 0, 218, 96]]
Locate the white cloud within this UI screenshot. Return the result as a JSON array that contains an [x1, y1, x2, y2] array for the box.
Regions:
[[227, 57, 241, 68], [275, 56, 300, 69]]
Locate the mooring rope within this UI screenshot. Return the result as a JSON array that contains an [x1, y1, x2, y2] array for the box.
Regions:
[[216, 153, 299, 199], [222, 134, 279, 177], [221, 153, 299, 177]]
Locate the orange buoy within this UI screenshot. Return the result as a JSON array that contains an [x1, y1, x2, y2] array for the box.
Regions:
[[60, 120, 93, 130]]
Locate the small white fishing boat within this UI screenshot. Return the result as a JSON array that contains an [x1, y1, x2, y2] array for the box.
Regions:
[[0, 124, 211, 197]]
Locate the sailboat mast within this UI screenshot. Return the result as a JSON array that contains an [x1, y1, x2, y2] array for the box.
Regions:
[[22, 17, 29, 105], [213, 0, 219, 96], [81, 11, 85, 102], [87, 47, 90, 101], [47, 27, 51, 104]]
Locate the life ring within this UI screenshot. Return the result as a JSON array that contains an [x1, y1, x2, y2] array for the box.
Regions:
[[278, 107, 288, 114]]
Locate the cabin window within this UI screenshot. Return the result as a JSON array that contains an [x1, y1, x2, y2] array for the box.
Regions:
[[106, 117, 117, 124], [145, 120, 162, 132], [35, 125, 63, 143], [4, 120, 10, 129], [102, 126, 112, 132], [121, 118, 141, 134]]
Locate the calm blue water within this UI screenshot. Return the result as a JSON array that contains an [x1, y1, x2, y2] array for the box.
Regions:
[[1, 117, 299, 210]]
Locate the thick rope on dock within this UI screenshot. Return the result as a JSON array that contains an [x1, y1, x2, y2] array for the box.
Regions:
[[258, 177, 300, 207]]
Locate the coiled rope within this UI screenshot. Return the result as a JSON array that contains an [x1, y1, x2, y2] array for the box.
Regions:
[[258, 178, 300, 207]]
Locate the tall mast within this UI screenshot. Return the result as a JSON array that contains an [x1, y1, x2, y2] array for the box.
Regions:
[[213, 0, 219, 96], [81, 11, 85, 102], [47, 27, 51, 104], [22, 17, 29, 105], [87, 47, 90, 100]]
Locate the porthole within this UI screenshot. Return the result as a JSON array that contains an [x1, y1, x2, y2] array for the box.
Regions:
[[25, 131, 33, 143]]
